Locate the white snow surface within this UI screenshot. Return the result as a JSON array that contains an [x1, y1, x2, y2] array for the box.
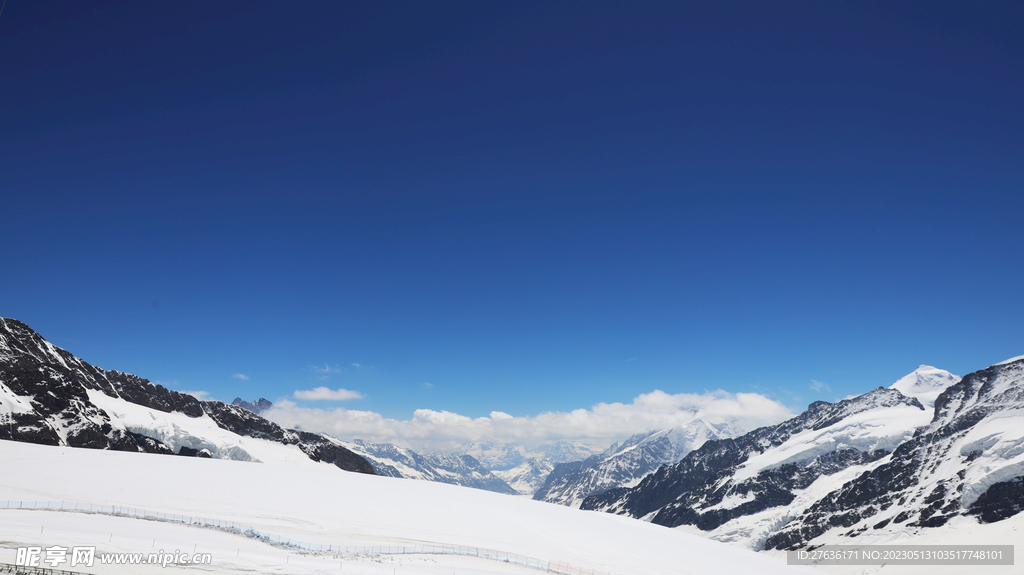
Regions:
[[888, 365, 961, 409], [731, 402, 930, 483], [85, 388, 313, 464], [0, 382, 35, 418], [0, 439, 814, 575]]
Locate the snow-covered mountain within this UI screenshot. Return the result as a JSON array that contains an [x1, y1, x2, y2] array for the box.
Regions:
[[493, 457, 556, 496], [535, 421, 727, 507], [0, 317, 373, 474], [339, 439, 519, 494], [888, 364, 962, 408], [581, 361, 1024, 551], [766, 356, 1024, 549], [452, 439, 600, 470]]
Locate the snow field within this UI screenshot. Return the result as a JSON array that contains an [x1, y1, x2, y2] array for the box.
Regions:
[[0, 440, 814, 575], [0, 510, 542, 575]]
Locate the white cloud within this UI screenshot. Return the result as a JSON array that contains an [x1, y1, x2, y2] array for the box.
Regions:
[[232, 373, 250, 381], [181, 390, 212, 401], [352, 363, 362, 368], [422, 382, 435, 390], [312, 364, 341, 375], [810, 379, 831, 393], [293, 387, 364, 401], [262, 389, 794, 452]]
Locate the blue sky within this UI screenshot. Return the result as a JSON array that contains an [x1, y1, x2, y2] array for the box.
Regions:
[[2, 2, 1022, 447]]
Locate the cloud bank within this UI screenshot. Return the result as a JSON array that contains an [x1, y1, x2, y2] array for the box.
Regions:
[[263, 389, 793, 451], [182, 390, 212, 401], [293, 387, 364, 401]]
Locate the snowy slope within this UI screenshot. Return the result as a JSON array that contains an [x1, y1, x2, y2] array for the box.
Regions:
[[889, 365, 962, 409], [0, 439, 817, 575]]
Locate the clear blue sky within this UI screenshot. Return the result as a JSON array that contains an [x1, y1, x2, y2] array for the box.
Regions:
[[3, 2, 1022, 430]]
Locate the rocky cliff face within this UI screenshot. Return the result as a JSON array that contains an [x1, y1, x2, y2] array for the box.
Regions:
[[0, 317, 373, 475]]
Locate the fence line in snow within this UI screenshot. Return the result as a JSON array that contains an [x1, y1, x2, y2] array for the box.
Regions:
[[0, 501, 608, 575], [0, 561, 91, 575]]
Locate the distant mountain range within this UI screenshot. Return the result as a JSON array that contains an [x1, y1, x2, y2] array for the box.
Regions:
[[337, 439, 520, 494], [451, 440, 601, 471]]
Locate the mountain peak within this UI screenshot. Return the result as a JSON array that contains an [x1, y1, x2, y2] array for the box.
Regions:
[[889, 365, 961, 409]]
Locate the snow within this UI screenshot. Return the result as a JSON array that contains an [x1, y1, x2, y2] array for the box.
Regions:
[[85, 388, 316, 465], [0, 439, 815, 575], [697, 453, 896, 551], [992, 354, 1024, 367], [700, 491, 756, 512], [0, 382, 35, 418], [888, 366, 961, 409], [954, 408, 1024, 508], [732, 403, 930, 483], [492, 459, 555, 496]]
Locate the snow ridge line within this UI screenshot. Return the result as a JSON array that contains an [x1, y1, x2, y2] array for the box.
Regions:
[[1, 501, 610, 575]]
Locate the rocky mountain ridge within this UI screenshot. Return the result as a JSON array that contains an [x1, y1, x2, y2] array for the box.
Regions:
[[0, 317, 373, 475]]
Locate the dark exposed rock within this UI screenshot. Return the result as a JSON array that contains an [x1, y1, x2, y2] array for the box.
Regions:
[[296, 438, 376, 475], [0, 317, 375, 475], [128, 432, 175, 455], [202, 401, 286, 442], [177, 445, 202, 457], [968, 476, 1024, 523]]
